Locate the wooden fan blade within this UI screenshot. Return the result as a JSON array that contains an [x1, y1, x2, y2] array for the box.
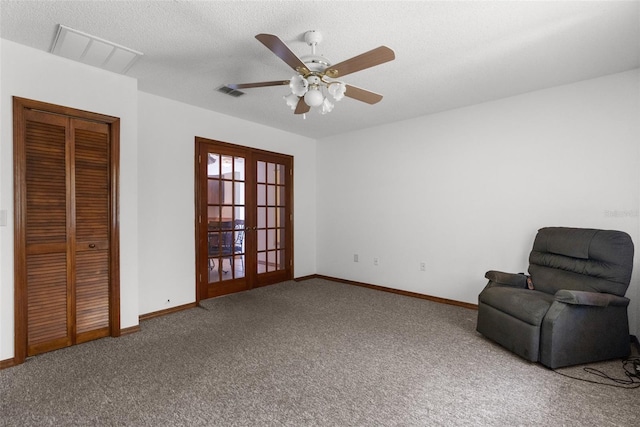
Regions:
[[255, 34, 309, 74], [344, 85, 383, 104], [294, 97, 310, 115], [227, 81, 289, 90], [326, 46, 395, 78]]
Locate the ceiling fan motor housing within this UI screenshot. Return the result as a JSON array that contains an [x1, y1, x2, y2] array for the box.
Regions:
[[304, 30, 322, 46], [302, 31, 329, 73], [300, 55, 330, 73]]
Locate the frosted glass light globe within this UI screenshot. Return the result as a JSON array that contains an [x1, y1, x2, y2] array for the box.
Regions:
[[284, 93, 299, 110], [303, 89, 324, 107], [289, 75, 308, 96], [320, 98, 334, 115], [328, 82, 346, 101]]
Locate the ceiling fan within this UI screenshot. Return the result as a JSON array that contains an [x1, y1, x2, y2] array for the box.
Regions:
[[225, 31, 395, 116]]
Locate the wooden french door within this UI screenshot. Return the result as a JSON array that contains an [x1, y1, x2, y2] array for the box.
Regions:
[[195, 138, 293, 300], [13, 97, 120, 363]]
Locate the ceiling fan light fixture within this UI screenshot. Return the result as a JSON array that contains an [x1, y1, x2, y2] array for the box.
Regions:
[[328, 81, 346, 101], [304, 88, 325, 107], [284, 93, 300, 110], [320, 98, 334, 115], [290, 75, 308, 96], [234, 31, 395, 117]]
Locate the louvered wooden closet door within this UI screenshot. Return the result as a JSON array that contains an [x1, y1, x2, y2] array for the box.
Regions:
[[25, 111, 72, 355], [23, 111, 111, 356], [73, 119, 111, 343]]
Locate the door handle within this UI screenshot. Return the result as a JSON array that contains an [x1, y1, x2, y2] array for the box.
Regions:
[[89, 244, 96, 249]]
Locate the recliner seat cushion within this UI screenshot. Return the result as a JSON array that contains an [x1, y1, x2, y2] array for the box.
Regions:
[[479, 286, 555, 326]]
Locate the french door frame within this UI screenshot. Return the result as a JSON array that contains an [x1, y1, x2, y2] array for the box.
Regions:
[[13, 97, 121, 365], [195, 137, 294, 302]]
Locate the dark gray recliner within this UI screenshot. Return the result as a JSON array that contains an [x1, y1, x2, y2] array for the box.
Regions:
[[476, 227, 634, 369]]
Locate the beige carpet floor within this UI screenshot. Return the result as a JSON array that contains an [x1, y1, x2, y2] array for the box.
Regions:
[[1, 278, 638, 426]]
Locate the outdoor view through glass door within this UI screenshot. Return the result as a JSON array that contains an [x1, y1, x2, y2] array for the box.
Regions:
[[196, 138, 293, 300]]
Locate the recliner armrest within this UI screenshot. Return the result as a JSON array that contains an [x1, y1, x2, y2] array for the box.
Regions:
[[484, 270, 527, 288], [554, 290, 630, 307]]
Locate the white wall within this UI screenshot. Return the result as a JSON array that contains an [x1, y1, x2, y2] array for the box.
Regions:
[[137, 92, 317, 316], [0, 40, 140, 360], [317, 69, 640, 335]]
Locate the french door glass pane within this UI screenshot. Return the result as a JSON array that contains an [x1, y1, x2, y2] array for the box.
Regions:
[[267, 229, 276, 250], [267, 163, 276, 183], [257, 184, 266, 205], [257, 229, 266, 251], [267, 185, 276, 205], [267, 251, 276, 272], [257, 252, 267, 274], [257, 207, 266, 228], [207, 154, 220, 176], [257, 161, 266, 183], [267, 207, 276, 228], [223, 181, 233, 200], [276, 164, 285, 184], [235, 182, 245, 205]]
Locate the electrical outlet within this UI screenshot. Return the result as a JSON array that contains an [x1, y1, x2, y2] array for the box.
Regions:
[[354, 254, 359, 262], [373, 257, 379, 266]]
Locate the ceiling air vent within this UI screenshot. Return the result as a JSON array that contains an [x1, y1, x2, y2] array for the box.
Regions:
[[217, 85, 245, 97], [50, 24, 143, 74]]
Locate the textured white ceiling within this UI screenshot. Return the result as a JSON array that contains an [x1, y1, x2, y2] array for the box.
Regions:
[[1, 1, 639, 139]]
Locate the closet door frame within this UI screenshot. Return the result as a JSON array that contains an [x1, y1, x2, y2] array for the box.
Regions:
[[12, 97, 121, 365]]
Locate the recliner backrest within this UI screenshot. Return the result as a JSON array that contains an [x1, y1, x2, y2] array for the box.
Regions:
[[528, 227, 634, 297]]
